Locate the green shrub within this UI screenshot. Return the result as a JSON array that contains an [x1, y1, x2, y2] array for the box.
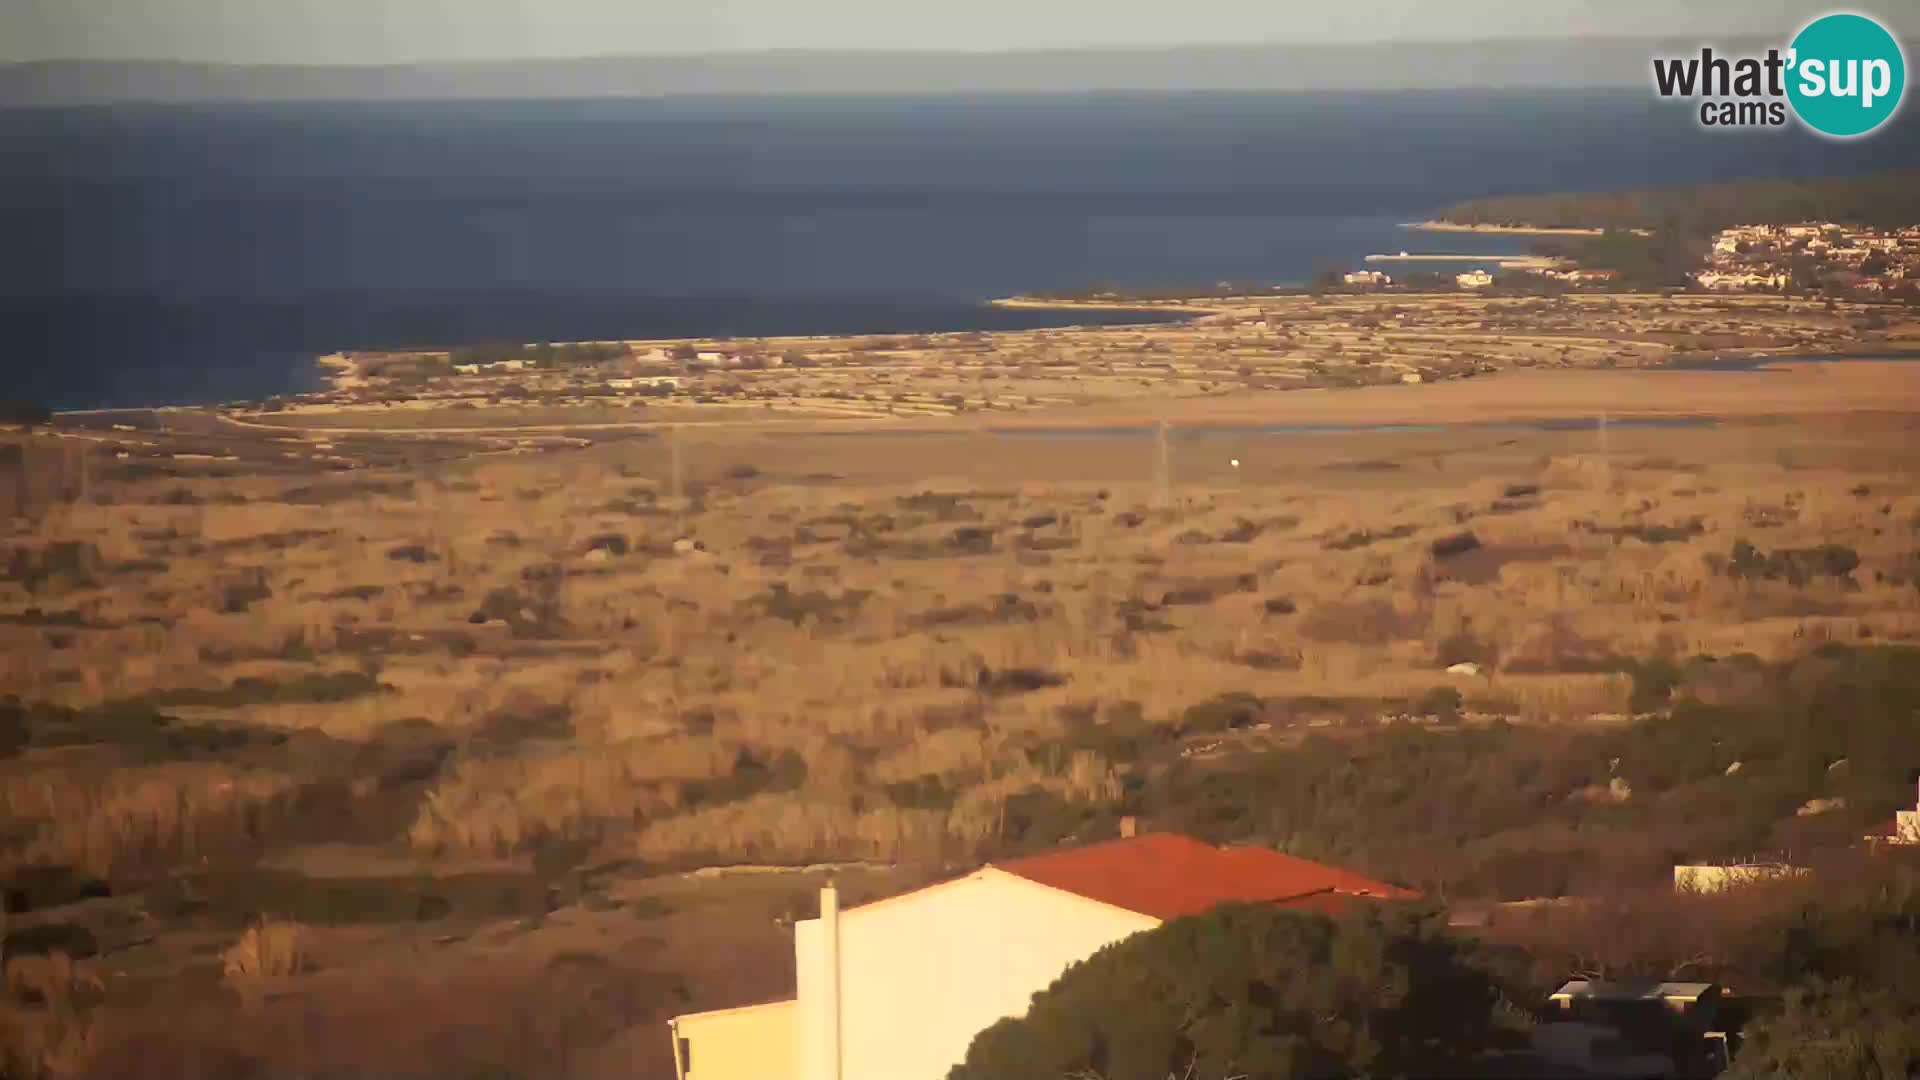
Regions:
[[1129, 645, 1920, 897], [757, 584, 869, 626], [0, 400, 53, 426], [1627, 656, 1684, 712], [1726, 539, 1860, 585], [951, 903, 1516, 1080], [3, 542, 101, 592], [1415, 686, 1463, 720], [1730, 979, 1920, 1080], [1179, 692, 1263, 735]]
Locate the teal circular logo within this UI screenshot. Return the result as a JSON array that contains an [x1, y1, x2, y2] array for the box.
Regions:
[[1787, 13, 1907, 137]]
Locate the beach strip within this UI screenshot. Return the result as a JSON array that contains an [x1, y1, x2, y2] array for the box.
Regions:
[[1400, 220, 1605, 237]]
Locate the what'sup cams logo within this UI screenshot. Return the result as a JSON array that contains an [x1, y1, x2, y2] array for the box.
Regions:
[[1652, 11, 1907, 137]]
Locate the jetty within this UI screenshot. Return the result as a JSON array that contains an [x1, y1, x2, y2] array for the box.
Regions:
[[1364, 253, 1559, 269]]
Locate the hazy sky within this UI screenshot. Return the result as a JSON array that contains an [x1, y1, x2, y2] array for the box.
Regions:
[[6, 0, 1917, 64]]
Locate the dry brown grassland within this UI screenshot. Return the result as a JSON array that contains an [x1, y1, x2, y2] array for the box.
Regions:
[[1, 291, 1918, 1078]]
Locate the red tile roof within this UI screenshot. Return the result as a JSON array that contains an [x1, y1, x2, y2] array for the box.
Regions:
[[993, 833, 1417, 920]]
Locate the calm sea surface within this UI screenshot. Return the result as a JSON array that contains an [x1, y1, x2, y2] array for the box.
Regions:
[[5, 91, 1919, 409]]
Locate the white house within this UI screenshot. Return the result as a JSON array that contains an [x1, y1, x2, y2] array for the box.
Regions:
[[1672, 861, 1809, 893], [1694, 270, 1787, 292], [667, 833, 1415, 1080], [1455, 269, 1494, 289], [1344, 269, 1392, 286]]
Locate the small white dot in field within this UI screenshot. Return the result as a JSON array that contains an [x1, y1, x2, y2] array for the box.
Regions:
[[1229, 458, 1241, 468]]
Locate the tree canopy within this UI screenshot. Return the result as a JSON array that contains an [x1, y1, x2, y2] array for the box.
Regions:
[[949, 902, 1519, 1080], [1436, 170, 1920, 234], [0, 400, 53, 427], [1729, 979, 1920, 1080]]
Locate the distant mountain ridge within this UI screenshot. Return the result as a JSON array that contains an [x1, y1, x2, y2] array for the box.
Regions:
[[1, 37, 1776, 105]]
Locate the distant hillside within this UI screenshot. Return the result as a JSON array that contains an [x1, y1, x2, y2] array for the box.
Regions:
[[0, 37, 1764, 105], [1437, 171, 1920, 233]]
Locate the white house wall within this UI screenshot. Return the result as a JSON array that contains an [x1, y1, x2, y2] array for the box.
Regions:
[[796, 869, 1158, 1080]]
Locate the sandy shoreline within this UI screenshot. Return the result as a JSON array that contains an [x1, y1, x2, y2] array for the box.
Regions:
[[987, 297, 1224, 315], [72, 291, 1910, 438], [1363, 253, 1558, 269], [1400, 220, 1604, 237]]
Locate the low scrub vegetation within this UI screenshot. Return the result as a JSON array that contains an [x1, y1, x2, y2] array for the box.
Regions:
[[221, 917, 312, 981]]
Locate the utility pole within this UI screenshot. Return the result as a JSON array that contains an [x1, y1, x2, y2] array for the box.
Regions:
[[669, 424, 687, 535], [1598, 410, 1612, 493], [1152, 418, 1172, 509]]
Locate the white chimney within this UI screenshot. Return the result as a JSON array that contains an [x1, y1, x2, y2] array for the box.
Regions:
[[821, 883, 842, 1080], [798, 884, 843, 1080]]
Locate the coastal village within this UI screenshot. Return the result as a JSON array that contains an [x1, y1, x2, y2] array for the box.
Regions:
[[1695, 221, 1920, 295], [1344, 221, 1920, 298]]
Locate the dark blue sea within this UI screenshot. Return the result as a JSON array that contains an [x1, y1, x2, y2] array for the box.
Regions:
[[5, 90, 1919, 410]]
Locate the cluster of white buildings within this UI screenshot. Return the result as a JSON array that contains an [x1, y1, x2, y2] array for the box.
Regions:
[[1535, 267, 1619, 285], [452, 358, 528, 375], [1450, 267, 1620, 289], [1341, 266, 1619, 291], [1697, 222, 1920, 294]]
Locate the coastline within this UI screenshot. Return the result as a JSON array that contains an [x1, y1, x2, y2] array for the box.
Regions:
[[1401, 220, 1604, 237], [39, 290, 1912, 427], [1362, 253, 1558, 269], [987, 297, 1227, 316], [294, 300, 1212, 402]]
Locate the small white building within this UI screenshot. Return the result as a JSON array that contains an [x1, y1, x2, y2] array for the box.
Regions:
[[1672, 861, 1808, 893], [1344, 269, 1393, 286], [1865, 779, 1920, 845], [1695, 270, 1787, 292], [1455, 269, 1494, 289], [668, 833, 1415, 1080]]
